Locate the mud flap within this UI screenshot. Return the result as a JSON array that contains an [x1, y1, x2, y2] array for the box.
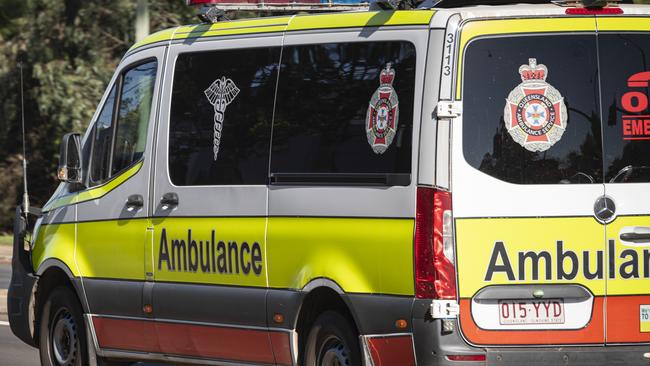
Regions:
[[7, 206, 37, 347]]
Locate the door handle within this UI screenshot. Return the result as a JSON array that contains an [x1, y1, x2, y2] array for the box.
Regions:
[[125, 194, 144, 210], [160, 192, 179, 210], [619, 226, 650, 245]]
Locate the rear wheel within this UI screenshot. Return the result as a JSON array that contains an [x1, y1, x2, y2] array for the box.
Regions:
[[39, 287, 88, 366], [303, 311, 361, 366]]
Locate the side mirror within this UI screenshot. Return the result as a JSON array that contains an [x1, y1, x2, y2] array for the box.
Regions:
[[58, 133, 82, 184]]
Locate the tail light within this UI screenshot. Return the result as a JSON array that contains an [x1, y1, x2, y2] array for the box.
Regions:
[[414, 187, 456, 299]]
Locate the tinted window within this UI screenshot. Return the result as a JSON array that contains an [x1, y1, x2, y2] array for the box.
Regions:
[[270, 41, 416, 185], [462, 35, 603, 184], [90, 85, 117, 185], [168, 47, 279, 186], [599, 33, 650, 183], [112, 61, 157, 175]]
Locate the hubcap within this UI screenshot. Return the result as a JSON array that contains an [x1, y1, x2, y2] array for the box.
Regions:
[[51, 308, 78, 366], [318, 336, 350, 366]]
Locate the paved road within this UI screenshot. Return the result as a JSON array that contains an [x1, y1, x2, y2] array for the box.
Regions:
[[0, 321, 40, 366], [0, 264, 10, 289], [0, 262, 164, 366]]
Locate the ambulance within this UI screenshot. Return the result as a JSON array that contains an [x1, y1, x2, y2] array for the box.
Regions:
[[7, 0, 650, 364]]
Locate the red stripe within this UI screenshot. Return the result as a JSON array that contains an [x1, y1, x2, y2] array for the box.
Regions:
[[92, 317, 160, 353], [92, 317, 291, 364], [269, 331, 293, 366], [606, 295, 650, 343], [367, 335, 416, 366]]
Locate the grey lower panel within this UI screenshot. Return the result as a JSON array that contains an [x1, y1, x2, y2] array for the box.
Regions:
[[83, 278, 144, 317], [267, 289, 302, 329], [153, 282, 267, 328], [411, 299, 484, 366], [487, 347, 650, 366], [346, 293, 414, 334]]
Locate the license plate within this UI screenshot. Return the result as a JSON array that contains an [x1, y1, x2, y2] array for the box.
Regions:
[[498, 299, 565, 325]]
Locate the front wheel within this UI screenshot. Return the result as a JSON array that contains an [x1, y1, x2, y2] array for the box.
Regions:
[[303, 311, 361, 366], [39, 287, 88, 366]]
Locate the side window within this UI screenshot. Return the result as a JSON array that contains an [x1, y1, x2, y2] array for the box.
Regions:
[[112, 62, 157, 175], [88, 60, 157, 186], [599, 33, 650, 183], [168, 47, 279, 186], [90, 85, 117, 185], [462, 35, 603, 184], [270, 41, 416, 186]]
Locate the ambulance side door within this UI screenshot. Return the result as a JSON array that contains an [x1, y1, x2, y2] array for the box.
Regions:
[[150, 37, 281, 362], [75, 47, 163, 351]]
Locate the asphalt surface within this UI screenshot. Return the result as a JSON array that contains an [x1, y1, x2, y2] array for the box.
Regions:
[[0, 262, 164, 366], [0, 264, 10, 289]]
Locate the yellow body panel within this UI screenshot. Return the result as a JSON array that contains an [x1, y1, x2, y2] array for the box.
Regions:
[[75, 219, 147, 280], [455, 217, 606, 298], [151, 217, 268, 288], [267, 217, 414, 295], [32, 222, 78, 276], [456, 17, 597, 99]]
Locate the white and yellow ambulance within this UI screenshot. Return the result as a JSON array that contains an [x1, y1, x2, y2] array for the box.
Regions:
[[8, 0, 650, 365]]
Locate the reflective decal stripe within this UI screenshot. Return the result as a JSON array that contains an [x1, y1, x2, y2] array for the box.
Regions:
[[92, 316, 292, 365], [458, 297, 605, 345], [128, 11, 435, 53], [366, 334, 416, 366], [455, 18, 597, 99], [285, 10, 434, 31], [596, 17, 650, 32], [42, 161, 143, 212]]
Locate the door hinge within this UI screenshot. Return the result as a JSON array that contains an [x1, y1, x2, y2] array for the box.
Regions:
[[431, 299, 460, 319], [435, 101, 462, 119]]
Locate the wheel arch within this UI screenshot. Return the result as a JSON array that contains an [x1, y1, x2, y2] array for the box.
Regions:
[[34, 259, 88, 346], [295, 278, 363, 350]]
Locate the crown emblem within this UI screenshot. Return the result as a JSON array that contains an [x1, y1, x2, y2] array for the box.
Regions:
[[518, 58, 548, 82], [379, 63, 395, 85]]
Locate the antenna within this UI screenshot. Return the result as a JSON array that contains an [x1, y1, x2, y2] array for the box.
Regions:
[[19, 63, 29, 218]]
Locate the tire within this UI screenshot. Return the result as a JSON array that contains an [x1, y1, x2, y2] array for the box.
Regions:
[[303, 311, 361, 366], [39, 286, 89, 366]]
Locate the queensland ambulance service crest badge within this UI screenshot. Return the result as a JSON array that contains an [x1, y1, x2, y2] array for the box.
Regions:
[[504, 59, 567, 152], [204, 76, 240, 161], [366, 63, 399, 154]]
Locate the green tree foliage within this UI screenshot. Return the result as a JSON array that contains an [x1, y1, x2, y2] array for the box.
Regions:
[[0, 0, 194, 231]]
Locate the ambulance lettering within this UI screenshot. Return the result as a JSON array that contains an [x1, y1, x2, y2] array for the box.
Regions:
[[485, 240, 650, 281], [158, 228, 262, 276], [621, 71, 650, 140]]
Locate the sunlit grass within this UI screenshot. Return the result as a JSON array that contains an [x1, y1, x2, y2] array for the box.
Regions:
[[0, 234, 12, 246]]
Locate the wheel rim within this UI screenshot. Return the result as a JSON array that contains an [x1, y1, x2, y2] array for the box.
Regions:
[[50, 308, 78, 366], [317, 335, 350, 366]]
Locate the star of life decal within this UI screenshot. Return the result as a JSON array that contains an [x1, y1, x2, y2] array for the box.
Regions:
[[366, 63, 399, 154], [503, 59, 568, 152], [204, 76, 240, 161]]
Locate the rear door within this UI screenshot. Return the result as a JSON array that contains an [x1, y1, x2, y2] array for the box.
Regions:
[[452, 18, 607, 346], [597, 17, 650, 344]]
